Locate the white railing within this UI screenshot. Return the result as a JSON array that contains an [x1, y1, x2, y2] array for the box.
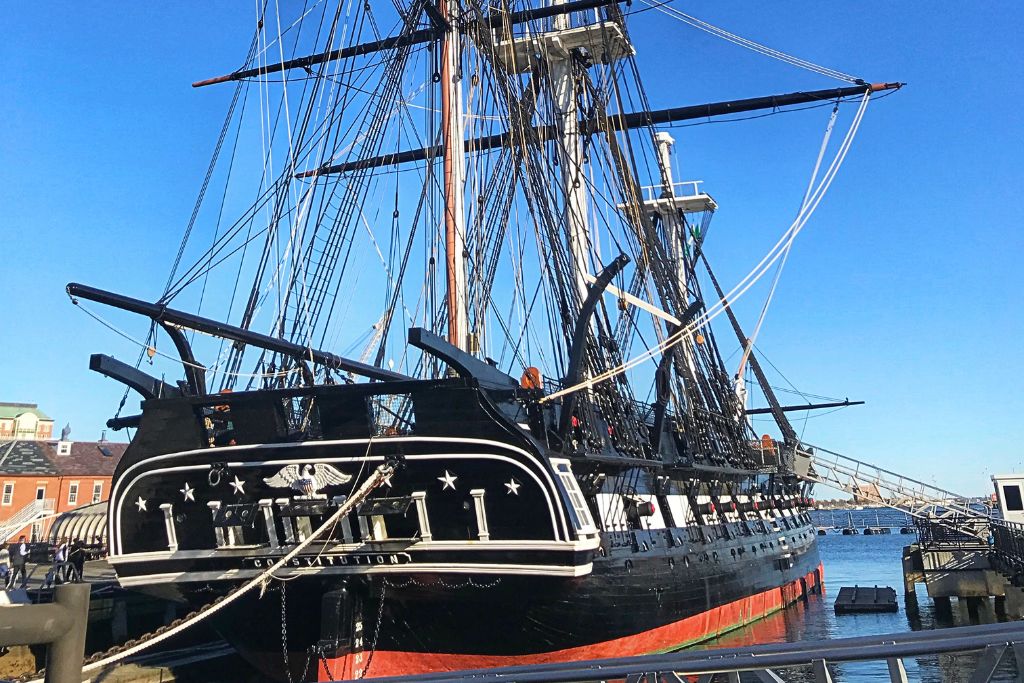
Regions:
[[640, 180, 705, 202], [0, 499, 55, 542]]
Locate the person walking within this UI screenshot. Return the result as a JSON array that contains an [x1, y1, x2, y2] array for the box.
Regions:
[[68, 539, 86, 583], [53, 539, 69, 584], [9, 536, 28, 589], [0, 544, 10, 589]]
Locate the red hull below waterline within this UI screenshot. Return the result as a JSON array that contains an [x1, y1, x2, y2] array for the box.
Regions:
[[318, 563, 825, 681]]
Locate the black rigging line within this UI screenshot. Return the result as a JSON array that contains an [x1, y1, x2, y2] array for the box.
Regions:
[[162, 30, 262, 302]]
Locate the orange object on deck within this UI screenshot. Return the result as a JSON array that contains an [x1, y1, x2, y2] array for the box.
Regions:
[[520, 366, 543, 390]]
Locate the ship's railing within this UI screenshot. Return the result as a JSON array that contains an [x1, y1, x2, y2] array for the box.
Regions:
[[639, 180, 707, 202], [365, 620, 1024, 683]]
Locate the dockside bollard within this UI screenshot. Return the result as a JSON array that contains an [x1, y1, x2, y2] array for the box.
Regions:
[[0, 583, 90, 683]]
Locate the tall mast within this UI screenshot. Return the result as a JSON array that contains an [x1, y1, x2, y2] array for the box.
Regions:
[[654, 132, 686, 300], [650, 132, 706, 380], [441, 0, 469, 352], [550, 1, 591, 304]]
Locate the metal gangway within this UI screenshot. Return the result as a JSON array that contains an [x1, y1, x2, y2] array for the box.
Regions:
[[793, 444, 991, 537]]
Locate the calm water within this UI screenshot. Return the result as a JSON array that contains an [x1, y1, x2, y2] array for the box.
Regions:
[[692, 508, 1017, 682]]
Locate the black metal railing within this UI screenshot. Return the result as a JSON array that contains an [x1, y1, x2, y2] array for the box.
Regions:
[[914, 514, 1024, 583], [914, 515, 990, 550], [989, 519, 1024, 579]]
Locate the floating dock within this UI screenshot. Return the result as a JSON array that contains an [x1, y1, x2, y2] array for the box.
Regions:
[[834, 585, 898, 614]]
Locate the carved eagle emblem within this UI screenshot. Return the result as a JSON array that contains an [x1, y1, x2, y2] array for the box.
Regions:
[[263, 464, 352, 497]]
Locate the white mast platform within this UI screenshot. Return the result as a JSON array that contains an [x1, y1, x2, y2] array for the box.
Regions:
[[495, 22, 634, 74]]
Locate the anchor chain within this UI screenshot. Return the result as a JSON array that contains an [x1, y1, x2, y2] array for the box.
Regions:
[[281, 581, 294, 683], [359, 581, 387, 679]]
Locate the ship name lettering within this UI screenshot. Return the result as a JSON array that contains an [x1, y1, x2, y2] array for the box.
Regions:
[[245, 552, 409, 569]]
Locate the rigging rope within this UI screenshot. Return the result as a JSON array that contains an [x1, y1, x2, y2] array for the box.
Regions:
[[541, 90, 872, 404], [640, 0, 861, 84], [68, 298, 302, 381], [735, 103, 839, 379], [25, 462, 394, 683]]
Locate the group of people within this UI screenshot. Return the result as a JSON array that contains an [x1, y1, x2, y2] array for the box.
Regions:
[[49, 538, 88, 586], [0, 536, 89, 589]]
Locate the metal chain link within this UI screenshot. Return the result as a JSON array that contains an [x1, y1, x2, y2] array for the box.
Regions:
[[281, 581, 294, 683], [359, 581, 387, 679], [316, 643, 335, 682], [384, 575, 502, 589]]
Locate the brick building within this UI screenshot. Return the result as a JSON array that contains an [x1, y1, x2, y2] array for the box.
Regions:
[[0, 438, 127, 541]]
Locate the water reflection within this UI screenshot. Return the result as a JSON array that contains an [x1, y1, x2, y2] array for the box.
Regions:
[[688, 530, 1018, 681]]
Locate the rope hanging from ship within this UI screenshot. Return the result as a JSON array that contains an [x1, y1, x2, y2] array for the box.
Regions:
[[542, 89, 874, 404], [16, 461, 395, 683]]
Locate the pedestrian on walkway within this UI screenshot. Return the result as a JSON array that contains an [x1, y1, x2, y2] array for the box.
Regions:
[[68, 539, 86, 583], [0, 544, 10, 589], [53, 538, 69, 584], [9, 536, 28, 589]]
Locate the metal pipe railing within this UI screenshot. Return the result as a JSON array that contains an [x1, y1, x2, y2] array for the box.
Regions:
[[0, 583, 89, 683], [363, 621, 1024, 683]]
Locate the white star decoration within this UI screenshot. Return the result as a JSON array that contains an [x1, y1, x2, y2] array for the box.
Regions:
[[229, 475, 246, 495], [438, 470, 457, 491], [180, 482, 195, 502], [135, 496, 148, 512], [505, 478, 521, 496], [381, 473, 394, 488]]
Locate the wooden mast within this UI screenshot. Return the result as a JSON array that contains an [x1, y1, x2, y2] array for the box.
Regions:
[[440, 0, 469, 352]]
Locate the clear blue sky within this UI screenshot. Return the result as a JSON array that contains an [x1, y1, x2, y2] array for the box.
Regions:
[[2, 3, 1021, 495]]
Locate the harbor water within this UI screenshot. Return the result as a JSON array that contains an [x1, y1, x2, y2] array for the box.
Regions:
[[695, 507, 1015, 682]]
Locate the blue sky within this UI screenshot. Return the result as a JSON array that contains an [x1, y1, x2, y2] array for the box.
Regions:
[[2, 3, 1021, 495]]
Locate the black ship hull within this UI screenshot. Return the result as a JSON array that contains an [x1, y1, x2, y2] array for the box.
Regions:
[[100, 362, 822, 682], [201, 525, 820, 681]]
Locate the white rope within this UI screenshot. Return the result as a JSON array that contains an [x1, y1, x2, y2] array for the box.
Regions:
[[542, 90, 871, 403], [735, 103, 839, 379], [640, 0, 860, 84], [54, 462, 393, 682]]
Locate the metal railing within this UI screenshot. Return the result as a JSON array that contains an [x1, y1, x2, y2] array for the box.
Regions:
[[0, 583, 89, 683], [0, 498, 57, 542], [914, 515, 991, 550], [364, 621, 1024, 683], [640, 180, 707, 202], [990, 519, 1024, 578], [796, 445, 991, 537]]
